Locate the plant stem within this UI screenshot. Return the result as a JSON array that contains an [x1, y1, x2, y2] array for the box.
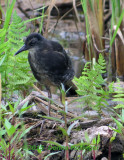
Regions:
[[8, 138, 11, 160], [108, 142, 111, 160], [61, 85, 70, 160], [92, 150, 96, 160], [80, 150, 83, 160], [63, 105, 69, 160]]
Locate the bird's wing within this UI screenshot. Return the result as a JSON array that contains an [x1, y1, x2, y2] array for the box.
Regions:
[[28, 49, 74, 84], [50, 40, 72, 67], [36, 50, 70, 75]]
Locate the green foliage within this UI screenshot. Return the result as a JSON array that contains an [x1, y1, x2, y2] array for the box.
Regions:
[[39, 115, 64, 123], [81, 0, 91, 60], [44, 151, 61, 160], [110, 109, 124, 140], [110, 9, 124, 46], [111, 115, 124, 134], [112, 79, 124, 109], [0, 11, 35, 94], [0, 102, 34, 159], [74, 54, 108, 111], [110, 80, 124, 138], [42, 85, 100, 159]]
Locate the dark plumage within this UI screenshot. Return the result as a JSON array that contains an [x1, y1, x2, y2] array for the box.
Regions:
[[14, 33, 75, 115]]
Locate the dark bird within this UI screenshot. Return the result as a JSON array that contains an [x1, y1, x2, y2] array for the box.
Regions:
[[14, 33, 75, 116]]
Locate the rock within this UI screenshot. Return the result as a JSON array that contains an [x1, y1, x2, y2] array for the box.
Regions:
[[70, 126, 124, 159]]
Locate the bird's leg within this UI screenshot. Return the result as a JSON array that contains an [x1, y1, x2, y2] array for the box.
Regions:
[[46, 86, 52, 116]]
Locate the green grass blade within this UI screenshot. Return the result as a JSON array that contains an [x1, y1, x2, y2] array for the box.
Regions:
[[110, 9, 124, 46]]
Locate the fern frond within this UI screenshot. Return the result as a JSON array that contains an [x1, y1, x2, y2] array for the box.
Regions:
[[0, 10, 34, 94], [74, 54, 107, 112]]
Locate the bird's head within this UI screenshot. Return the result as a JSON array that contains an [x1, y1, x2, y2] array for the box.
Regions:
[[14, 33, 44, 56]]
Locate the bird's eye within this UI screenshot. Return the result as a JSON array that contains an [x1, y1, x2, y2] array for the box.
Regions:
[[30, 42, 35, 46], [29, 39, 37, 46]]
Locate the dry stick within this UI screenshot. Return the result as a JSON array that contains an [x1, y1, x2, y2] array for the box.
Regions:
[[73, 8, 83, 45], [18, 85, 77, 119], [17, 84, 83, 120], [73, 0, 84, 45], [32, 119, 46, 129], [32, 84, 47, 97], [48, 2, 82, 33], [28, 0, 43, 31], [50, 4, 60, 37], [28, 0, 34, 12], [17, 1, 30, 19], [101, 37, 110, 41], [17, 94, 33, 110], [44, 0, 56, 38], [33, 84, 63, 109], [73, 0, 81, 25], [37, 102, 61, 118], [35, 96, 61, 111], [32, 85, 83, 120], [92, 35, 108, 52], [34, 96, 77, 119]]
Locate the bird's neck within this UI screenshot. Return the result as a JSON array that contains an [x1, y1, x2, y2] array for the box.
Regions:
[[29, 47, 39, 56]]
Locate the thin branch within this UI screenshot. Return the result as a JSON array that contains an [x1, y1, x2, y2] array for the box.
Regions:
[[48, 2, 82, 33], [32, 84, 47, 97], [92, 35, 109, 52], [101, 36, 110, 41]]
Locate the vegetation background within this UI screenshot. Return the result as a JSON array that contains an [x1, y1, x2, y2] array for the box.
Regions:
[[0, 0, 124, 160]]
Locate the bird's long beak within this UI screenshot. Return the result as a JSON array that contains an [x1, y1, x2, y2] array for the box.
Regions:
[[14, 44, 27, 56]]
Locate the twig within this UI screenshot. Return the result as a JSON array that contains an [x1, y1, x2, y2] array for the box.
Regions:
[[101, 36, 110, 41], [79, 118, 114, 129], [92, 35, 109, 52], [48, 2, 82, 33], [50, 5, 60, 37], [73, 0, 81, 23], [17, 1, 30, 19], [17, 89, 80, 120], [17, 94, 34, 110], [34, 96, 76, 119], [36, 101, 62, 118], [32, 84, 47, 97], [44, 0, 56, 38]]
